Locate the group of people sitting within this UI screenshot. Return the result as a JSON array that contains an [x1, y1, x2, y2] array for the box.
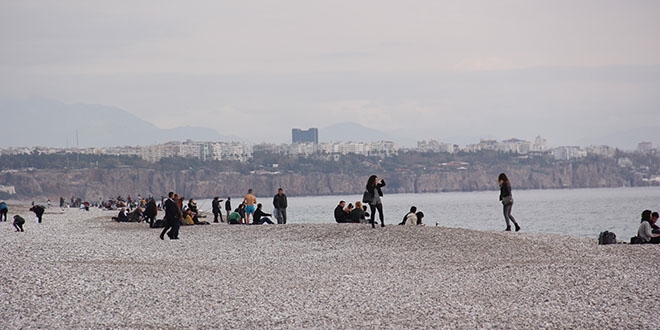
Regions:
[[334, 200, 370, 224], [228, 203, 275, 225], [633, 210, 660, 244], [333, 201, 426, 226], [398, 206, 425, 226], [112, 195, 212, 227]]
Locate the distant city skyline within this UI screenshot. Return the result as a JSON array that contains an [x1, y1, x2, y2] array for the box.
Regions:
[[1, 1, 659, 148]]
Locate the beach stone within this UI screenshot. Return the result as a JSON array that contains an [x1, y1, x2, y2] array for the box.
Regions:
[[1, 205, 658, 329]]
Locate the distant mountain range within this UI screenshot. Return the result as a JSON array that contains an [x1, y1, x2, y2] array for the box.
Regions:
[[0, 98, 238, 148], [0, 98, 657, 150]]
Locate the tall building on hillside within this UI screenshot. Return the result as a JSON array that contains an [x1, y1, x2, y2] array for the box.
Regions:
[[292, 128, 318, 144]]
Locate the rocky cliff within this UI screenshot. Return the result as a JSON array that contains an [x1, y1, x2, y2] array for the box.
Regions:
[[0, 160, 639, 201]]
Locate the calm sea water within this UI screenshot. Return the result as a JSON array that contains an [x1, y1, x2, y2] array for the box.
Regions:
[[197, 186, 660, 239]]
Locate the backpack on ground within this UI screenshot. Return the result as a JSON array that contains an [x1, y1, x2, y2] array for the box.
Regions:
[[598, 231, 616, 245]]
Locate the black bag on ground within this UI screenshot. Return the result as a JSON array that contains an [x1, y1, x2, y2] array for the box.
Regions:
[[152, 219, 165, 228], [598, 231, 616, 245]]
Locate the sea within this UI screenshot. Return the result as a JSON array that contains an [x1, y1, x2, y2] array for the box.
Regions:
[[196, 186, 660, 239]]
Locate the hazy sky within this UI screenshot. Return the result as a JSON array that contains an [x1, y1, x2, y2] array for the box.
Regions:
[[1, 0, 659, 146]]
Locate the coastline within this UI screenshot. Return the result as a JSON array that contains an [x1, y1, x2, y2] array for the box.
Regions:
[[1, 205, 658, 329]]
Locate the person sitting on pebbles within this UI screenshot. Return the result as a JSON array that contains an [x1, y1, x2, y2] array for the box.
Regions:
[[637, 209, 660, 244], [13, 215, 26, 232], [113, 208, 129, 222], [181, 209, 195, 226]]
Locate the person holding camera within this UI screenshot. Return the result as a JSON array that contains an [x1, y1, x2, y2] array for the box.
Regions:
[[366, 175, 386, 228]]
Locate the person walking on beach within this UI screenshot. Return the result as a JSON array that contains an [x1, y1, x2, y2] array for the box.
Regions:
[[144, 198, 158, 228], [160, 192, 181, 240], [0, 201, 8, 221], [366, 175, 386, 228], [273, 188, 288, 224], [498, 173, 520, 232], [243, 189, 257, 225]]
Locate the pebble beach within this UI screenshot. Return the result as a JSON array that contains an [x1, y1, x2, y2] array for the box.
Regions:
[[1, 204, 659, 329]]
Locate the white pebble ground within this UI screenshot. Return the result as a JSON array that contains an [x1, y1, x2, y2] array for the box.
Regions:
[[1, 204, 658, 329]]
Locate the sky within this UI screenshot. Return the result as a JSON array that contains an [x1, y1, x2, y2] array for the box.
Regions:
[[1, 0, 659, 147]]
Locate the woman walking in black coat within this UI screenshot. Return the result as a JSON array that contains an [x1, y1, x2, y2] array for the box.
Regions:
[[366, 175, 386, 228]]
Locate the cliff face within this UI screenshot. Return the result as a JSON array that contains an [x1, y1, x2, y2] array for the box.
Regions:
[[0, 161, 637, 201]]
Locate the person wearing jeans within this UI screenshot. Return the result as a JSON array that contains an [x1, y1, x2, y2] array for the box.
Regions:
[[498, 173, 520, 232]]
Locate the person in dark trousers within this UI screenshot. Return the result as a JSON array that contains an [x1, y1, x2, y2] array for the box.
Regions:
[[144, 198, 158, 227], [0, 201, 8, 221], [253, 203, 275, 225], [273, 188, 288, 224], [366, 175, 386, 228], [498, 173, 520, 232], [30, 205, 45, 223], [160, 192, 181, 240], [13, 214, 25, 232], [212, 197, 224, 223], [225, 197, 232, 221]]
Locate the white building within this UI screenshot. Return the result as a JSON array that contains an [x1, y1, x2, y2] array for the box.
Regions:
[[417, 140, 455, 153], [289, 143, 317, 157], [552, 146, 587, 161], [586, 145, 617, 158], [637, 142, 653, 153], [210, 142, 252, 162]]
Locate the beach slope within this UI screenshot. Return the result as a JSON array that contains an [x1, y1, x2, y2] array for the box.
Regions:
[[1, 205, 658, 329]]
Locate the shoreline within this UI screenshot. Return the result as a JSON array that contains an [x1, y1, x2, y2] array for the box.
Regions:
[[2, 207, 658, 329]]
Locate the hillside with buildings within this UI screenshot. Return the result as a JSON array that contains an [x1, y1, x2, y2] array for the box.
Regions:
[[1, 135, 658, 202]]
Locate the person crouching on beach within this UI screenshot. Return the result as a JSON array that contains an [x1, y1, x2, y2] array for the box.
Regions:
[[13, 215, 25, 232], [30, 205, 45, 223], [498, 173, 520, 232]]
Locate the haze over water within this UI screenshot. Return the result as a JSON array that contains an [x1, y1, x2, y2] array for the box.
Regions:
[[198, 186, 659, 239]]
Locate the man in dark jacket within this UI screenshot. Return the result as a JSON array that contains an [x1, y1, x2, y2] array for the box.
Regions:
[[160, 192, 181, 240], [144, 199, 158, 227], [225, 197, 232, 221], [273, 188, 288, 224], [334, 201, 350, 223], [13, 214, 25, 232], [212, 197, 224, 223]]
